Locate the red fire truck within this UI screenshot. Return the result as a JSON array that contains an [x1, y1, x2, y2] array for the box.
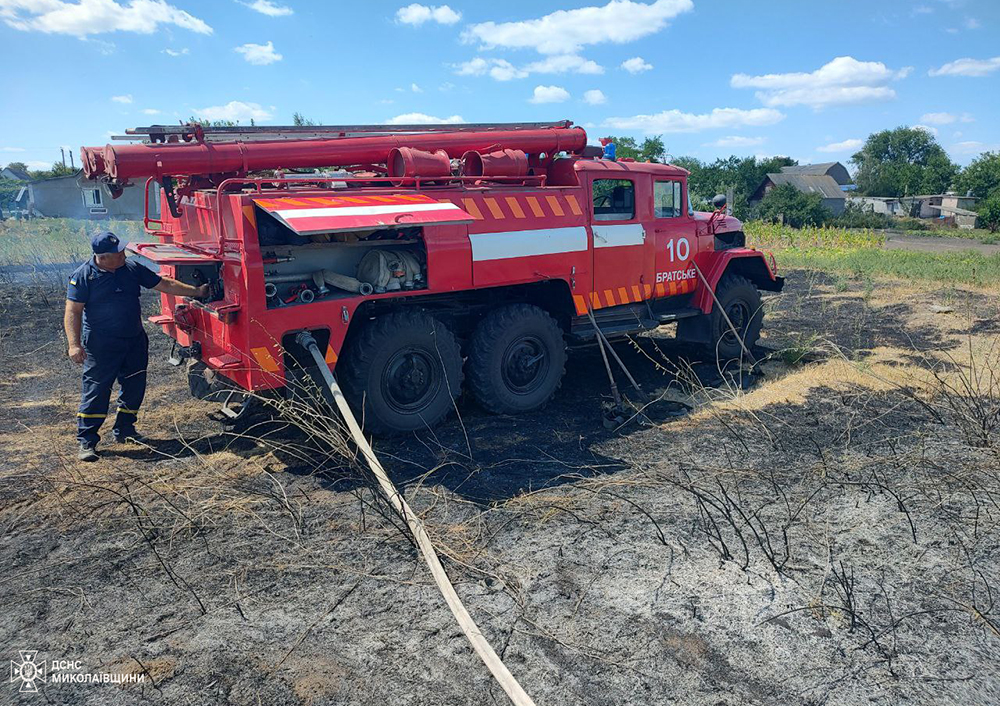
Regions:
[[81, 121, 783, 434]]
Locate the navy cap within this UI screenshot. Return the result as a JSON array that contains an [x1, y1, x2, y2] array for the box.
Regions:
[[91, 231, 128, 254]]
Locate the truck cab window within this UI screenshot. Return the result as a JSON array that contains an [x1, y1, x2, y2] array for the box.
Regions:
[[654, 181, 682, 218], [593, 179, 635, 221]]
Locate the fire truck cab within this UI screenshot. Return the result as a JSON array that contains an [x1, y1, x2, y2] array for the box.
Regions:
[[81, 122, 783, 434]]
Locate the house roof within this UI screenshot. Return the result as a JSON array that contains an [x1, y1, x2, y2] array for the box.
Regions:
[[766, 173, 846, 200], [780, 162, 853, 186], [1, 167, 31, 181]]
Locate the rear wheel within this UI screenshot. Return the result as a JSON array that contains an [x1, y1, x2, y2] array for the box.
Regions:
[[708, 274, 763, 361], [339, 311, 463, 434], [467, 304, 567, 414]]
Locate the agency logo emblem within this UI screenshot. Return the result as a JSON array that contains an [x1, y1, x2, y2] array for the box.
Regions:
[[10, 650, 45, 693]]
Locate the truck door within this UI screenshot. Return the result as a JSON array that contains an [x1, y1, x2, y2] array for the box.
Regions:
[[650, 179, 697, 298], [589, 175, 654, 310]]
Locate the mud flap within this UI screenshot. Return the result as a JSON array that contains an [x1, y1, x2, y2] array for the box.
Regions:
[[675, 313, 711, 344]]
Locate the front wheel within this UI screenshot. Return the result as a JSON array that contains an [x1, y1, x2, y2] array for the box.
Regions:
[[708, 274, 763, 361], [339, 311, 463, 435], [466, 304, 567, 414]]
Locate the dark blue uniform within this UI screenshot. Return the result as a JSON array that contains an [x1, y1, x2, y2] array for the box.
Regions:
[[67, 258, 161, 445]]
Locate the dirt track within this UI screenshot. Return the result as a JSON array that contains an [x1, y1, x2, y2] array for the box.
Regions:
[[1, 271, 999, 705]]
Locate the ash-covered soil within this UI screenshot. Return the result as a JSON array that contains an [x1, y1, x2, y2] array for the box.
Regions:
[[1, 271, 999, 706]]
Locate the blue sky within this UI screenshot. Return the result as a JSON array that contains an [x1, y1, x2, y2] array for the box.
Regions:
[[2, 0, 998, 172]]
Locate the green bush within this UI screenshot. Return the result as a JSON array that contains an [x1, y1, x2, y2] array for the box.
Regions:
[[979, 195, 1000, 233], [753, 184, 832, 228]]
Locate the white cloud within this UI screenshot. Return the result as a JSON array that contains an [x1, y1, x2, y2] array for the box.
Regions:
[[463, 0, 693, 55], [620, 56, 652, 73], [410, 82, 423, 93], [488, 60, 526, 81], [706, 136, 765, 148], [235, 40, 282, 65], [385, 113, 465, 124], [242, 0, 292, 17], [816, 138, 863, 153], [929, 56, 1000, 77], [965, 17, 980, 29], [731, 56, 911, 109], [439, 81, 455, 91], [453, 54, 602, 80], [395, 4, 460, 25], [583, 89, 606, 105], [193, 101, 273, 122], [454, 57, 489, 75], [141, 108, 160, 115], [913, 125, 939, 137], [529, 85, 570, 104], [950, 141, 998, 156], [111, 94, 133, 104], [0, 0, 212, 37], [0, 146, 26, 152], [919, 111, 974, 125], [604, 107, 785, 134], [162, 47, 189, 56], [525, 54, 603, 75]]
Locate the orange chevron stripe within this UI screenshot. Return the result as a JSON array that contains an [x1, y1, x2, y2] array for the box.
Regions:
[[573, 294, 588, 315], [655, 283, 666, 297], [545, 195, 565, 217], [461, 198, 484, 220], [325, 345, 338, 364], [525, 196, 545, 218], [251, 347, 280, 373], [483, 197, 505, 219], [668, 280, 677, 295], [643, 283, 652, 298], [565, 194, 583, 216], [631, 285, 642, 301], [505, 197, 526, 219], [604, 289, 616, 307], [589, 291, 602, 309], [618, 287, 631, 304]]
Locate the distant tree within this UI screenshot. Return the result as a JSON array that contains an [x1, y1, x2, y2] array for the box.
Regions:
[[292, 112, 318, 127], [186, 115, 240, 127], [956, 151, 1000, 200], [29, 161, 77, 179], [672, 154, 796, 218], [754, 183, 831, 228], [601, 135, 667, 163], [3, 161, 28, 174], [978, 195, 1000, 233], [851, 127, 958, 197]]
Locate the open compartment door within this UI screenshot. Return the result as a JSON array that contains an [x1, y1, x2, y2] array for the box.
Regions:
[[127, 242, 222, 264], [252, 193, 473, 235]]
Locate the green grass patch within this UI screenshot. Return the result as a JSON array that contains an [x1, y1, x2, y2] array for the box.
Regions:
[[0, 218, 151, 266], [890, 227, 1000, 245], [745, 220, 1000, 287], [745, 221, 885, 250], [771, 247, 1000, 288]]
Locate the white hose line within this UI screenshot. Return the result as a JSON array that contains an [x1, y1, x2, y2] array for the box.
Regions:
[[299, 335, 537, 706]]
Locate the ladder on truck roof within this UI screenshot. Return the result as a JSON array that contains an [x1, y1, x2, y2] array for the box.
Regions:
[[116, 121, 576, 143]]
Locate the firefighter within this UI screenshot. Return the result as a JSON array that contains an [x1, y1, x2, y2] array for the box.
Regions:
[[64, 231, 208, 462]]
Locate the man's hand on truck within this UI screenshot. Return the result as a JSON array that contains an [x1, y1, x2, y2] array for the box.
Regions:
[[153, 277, 210, 300]]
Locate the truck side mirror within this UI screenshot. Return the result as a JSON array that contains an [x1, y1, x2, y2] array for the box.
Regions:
[[712, 194, 727, 209]]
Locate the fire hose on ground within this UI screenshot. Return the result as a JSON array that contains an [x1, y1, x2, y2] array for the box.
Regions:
[[293, 331, 537, 706]]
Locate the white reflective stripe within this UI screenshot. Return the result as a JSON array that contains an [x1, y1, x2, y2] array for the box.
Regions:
[[592, 223, 645, 248], [469, 227, 588, 262], [272, 202, 462, 220]]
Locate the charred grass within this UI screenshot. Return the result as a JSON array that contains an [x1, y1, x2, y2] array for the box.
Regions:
[[1, 271, 999, 705]]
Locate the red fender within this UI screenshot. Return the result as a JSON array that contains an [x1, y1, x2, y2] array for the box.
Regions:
[[691, 248, 782, 314]]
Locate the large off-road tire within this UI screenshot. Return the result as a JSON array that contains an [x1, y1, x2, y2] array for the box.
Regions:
[[466, 304, 567, 414], [339, 311, 463, 435], [708, 274, 764, 361]]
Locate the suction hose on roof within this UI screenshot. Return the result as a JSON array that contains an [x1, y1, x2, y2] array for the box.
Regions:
[[294, 331, 537, 706]]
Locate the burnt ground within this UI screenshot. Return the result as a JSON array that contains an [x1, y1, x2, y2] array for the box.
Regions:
[[1, 270, 999, 705]]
